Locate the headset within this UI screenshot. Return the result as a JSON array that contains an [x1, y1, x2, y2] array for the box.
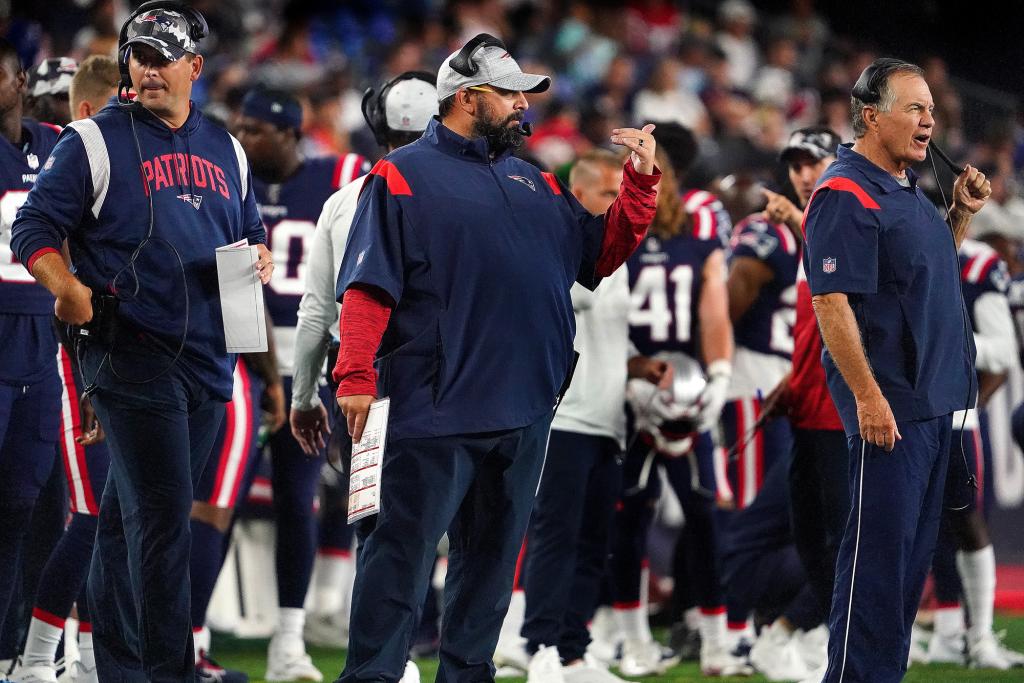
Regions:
[[117, 0, 208, 103], [448, 33, 507, 77], [853, 58, 978, 507], [78, 1, 207, 394], [361, 71, 437, 147], [446, 32, 533, 137]]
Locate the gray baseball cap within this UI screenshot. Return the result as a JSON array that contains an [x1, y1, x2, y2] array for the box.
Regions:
[[436, 36, 550, 102], [123, 8, 199, 62]]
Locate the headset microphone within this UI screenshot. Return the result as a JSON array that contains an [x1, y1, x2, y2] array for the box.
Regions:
[[929, 139, 966, 176], [517, 121, 533, 137]]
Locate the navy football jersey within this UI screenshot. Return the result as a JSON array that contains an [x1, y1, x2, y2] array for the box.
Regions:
[[0, 119, 61, 312], [959, 239, 1009, 330], [628, 231, 721, 360], [0, 119, 60, 384], [728, 214, 800, 359], [255, 153, 368, 375]]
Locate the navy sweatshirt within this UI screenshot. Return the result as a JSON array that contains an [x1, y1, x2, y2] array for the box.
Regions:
[[12, 99, 265, 401]]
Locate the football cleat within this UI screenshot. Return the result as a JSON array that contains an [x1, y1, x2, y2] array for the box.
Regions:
[[7, 660, 57, 683], [265, 634, 323, 682], [196, 650, 249, 682]]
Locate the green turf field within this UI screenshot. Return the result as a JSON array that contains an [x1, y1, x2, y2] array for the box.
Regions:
[[211, 613, 1024, 682]]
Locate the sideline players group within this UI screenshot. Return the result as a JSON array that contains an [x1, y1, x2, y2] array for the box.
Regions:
[[0, 22, 1023, 683]]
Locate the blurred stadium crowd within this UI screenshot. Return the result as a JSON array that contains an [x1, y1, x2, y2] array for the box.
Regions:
[[7, 0, 1024, 257]]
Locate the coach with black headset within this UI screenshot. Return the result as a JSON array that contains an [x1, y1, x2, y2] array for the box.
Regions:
[[332, 33, 660, 683], [11, 2, 271, 680], [802, 57, 990, 682]]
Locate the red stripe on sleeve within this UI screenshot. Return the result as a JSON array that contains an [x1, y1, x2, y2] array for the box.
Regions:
[[541, 172, 561, 195], [333, 285, 395, 397], [368, 159, 412, 196], [26, 247, 60, 273], [818, 177, 881, 209]]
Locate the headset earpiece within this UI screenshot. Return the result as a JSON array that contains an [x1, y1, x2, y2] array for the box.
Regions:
[[362, 71, 438, 148], [448, 33, 507, 77]]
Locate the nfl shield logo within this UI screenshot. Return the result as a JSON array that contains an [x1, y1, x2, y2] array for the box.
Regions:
[[822, 257, 837, 273]]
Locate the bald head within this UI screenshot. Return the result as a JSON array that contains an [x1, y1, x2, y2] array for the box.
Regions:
[[570, 149, 624, 215]]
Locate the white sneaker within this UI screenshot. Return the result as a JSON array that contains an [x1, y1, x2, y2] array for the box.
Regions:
[[587, 608, 622, 666], [796, 661, 828, 683], [749, 623, 809, 681], [618, 639, 679, 677], [399, 660, 420, 683], [56, 660, 98, 683], [303, 612, 348, 649], [494, 638, 531, 674], [562, 656, 627, 683], [795, 626, 828, 671], [926, 631, 965, 665], [265, 634, 323, 682], [907, 624, 930, 665], [967, 631, 1024, 670], [700, 639, 753, 677], [8, 661, 58, 683], [527, 646, 565, 683]]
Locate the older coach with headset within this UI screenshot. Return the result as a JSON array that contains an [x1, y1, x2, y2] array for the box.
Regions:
[[12, 2, 271, 681], [803, 57, 990, 683], [332, 34, 660, 683]]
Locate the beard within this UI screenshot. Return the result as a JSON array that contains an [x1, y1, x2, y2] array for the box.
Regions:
[[471, 97, 525, 154]]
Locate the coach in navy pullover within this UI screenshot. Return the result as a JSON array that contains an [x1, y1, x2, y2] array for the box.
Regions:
[[11, 8, 272, 680], [331, 36, 659, 683], [12, 94, 265, 400]]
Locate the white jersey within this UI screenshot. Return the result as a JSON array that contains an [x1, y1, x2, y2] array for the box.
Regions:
[[552, 266, 632, 447], [291, 175, 366, 410]]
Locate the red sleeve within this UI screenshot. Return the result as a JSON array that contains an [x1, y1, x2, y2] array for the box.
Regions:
[[332, 284, 394, 397], [595, 161, 660, 276]]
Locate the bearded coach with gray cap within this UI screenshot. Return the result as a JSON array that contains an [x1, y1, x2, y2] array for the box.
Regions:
[[332, 34, 661, 683]]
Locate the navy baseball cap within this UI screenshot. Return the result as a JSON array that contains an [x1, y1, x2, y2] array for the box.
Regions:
[[241, 88, 303, 132], [122, 8, 200, 62]]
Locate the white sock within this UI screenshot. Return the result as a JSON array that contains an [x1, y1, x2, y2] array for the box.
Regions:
[[193, 625, 211, 663], [684, 606, 700, 631], [698, 609, 726, 647], [957, 545, 996, 644], [79, 629, 95, 672], [22, 612, 64, 668], [311, 552, 351, 615], [933, 605, 965, 639], [614, 605, 652, 643], [278, 607, 306, 638]]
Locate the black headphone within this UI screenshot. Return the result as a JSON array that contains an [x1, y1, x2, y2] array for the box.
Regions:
[[448, 33, 507, 77], [361, 71, 436, 147], [851, 57, 919, 104], [117, 0, 209, 102]]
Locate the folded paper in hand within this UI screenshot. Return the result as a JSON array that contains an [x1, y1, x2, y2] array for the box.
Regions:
[[348, 398, 390, 523], [215, 238, 268, 353]]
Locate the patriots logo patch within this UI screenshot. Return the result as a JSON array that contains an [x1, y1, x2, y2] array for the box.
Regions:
[[177, 193, 203, 209], [823, 257, 836, 273], [508, 175, 535, 191]]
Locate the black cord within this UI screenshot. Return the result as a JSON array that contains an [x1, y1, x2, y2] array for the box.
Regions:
[[928, 146, 979, 510]]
